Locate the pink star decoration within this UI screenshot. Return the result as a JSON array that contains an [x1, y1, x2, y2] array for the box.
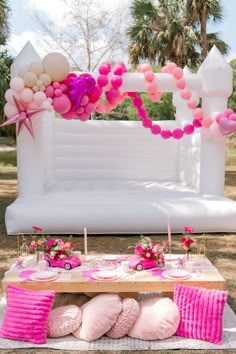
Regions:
[[15, 258, 25, 269], [175, 257, 186, 269], [0, 96, 44, 138]]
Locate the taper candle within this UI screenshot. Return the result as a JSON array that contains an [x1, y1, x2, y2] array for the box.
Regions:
[[167, 216, 172, 246], [84, 227, 88, 255]]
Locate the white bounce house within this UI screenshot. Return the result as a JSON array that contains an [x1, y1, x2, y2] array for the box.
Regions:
[[4, 42, 236, 234]]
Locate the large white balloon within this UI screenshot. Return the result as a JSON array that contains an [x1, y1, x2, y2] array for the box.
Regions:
[[42, 53, 70, 82]]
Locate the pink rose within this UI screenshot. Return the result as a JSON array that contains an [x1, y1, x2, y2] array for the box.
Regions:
[[135, 245, 144, 256]]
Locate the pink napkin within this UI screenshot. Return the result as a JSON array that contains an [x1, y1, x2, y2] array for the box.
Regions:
[[82, 269, 96, 282], [19, 270, 36, 282], [151, 268, 166, 279]]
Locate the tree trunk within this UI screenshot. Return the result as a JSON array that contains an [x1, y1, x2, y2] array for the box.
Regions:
[[200, 4, 208, 61]]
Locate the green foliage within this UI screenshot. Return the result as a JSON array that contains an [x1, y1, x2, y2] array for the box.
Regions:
[[0, 50, 14, 139], [0, 0, 11, 45], [229, 59, 236, 112]]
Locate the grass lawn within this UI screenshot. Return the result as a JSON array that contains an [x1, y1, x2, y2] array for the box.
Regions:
[[0, 141, 235, 354]]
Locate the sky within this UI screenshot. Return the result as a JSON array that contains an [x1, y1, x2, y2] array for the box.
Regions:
[[6, 0, 236, 62]]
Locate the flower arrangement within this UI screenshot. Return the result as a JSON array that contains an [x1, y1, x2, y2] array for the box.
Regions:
[[29, 226, 47, 253], [181, 226, 194, 259], [45, 238, 76, 260], [134, 235, 168, 266]]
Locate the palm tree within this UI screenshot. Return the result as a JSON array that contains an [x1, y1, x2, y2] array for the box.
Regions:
[[0, 0, 10, 45], [186, 0, 228, 61], [127, 0, 229, 67]]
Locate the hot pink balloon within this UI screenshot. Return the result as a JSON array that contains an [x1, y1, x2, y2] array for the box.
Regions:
[[85, 102, 96, 114], [151, 124, 161, 135], [53, 94, 71, 114], [142, 117, 152, 128], [172, 128, 184, 139], [184, 124, 194, 135], [79, 112, 90, 121], [80, 95, 89, 106], [161, 129, 172, 139], [61, 110, 78, 120]]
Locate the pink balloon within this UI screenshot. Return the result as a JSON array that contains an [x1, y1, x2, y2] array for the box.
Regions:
[[180, 89, 191, 100], [142, 117, 152, 128], [173, 67, 183, 80], [224, 108, 234, 117], [137, 108, 147, 119], [4, 102, 19, 118], [53, 94, 71, 114], [89, 86, 102, 103], [192, 119, 202, 128], [216, 112, 226, 123], [45, 85, 55, 98], [111, 75, 122, 88], [79, 112, 90, 121], [201, 117, 213, 128], [229, 113, 236, 121], [176, 79, 185, 90], [80, 95, 89, 106], [172, 128, 184, 139], [85, 102, 96, 114], [187, 99, 197, 109], [160, 129, 172, 139], [61, 110, 78, 120], [20, 88, 34, 103], [77, 107, 85, 114], [133, 97, 143, 108], [10, 77, 25, 92], [184, 124, 194, 135], [193, 108, 204, 119], [5, 89, 19, 104], [151, 124, 161, 135]]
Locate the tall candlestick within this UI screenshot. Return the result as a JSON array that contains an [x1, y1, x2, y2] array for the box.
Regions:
[[167, 216, 172, 246], [84, 227, 88, 256]]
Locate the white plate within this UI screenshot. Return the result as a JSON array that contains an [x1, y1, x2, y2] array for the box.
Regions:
[[164, 255, 180, 262], [102, 255, 119, 261], [91, 271, 121, 281], [33, 271, 56, 279], [166, 269, 190, 278], [94, 270, 117, 279], [29, 274, 59, 282], [162, 270, 192, 280]]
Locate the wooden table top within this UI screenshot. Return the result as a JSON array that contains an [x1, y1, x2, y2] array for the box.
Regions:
[[1, 254, 226, 294]]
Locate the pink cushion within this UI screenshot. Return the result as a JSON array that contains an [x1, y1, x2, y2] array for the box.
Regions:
[[107, 298, 139, 338], [47, 305, 82, 337], [73, 293, 122, 341], [128, 296, 180, 340], [174, 284, 228, 344], [0, 285, 55, 344]]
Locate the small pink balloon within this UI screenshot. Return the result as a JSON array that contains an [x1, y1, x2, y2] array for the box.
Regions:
[[229, 113, 236, 121], [5, 89, 19, 104], [166, 62, 177, 73], [111, 75, 122, 88], [180, 89, 191, 100], [61, 110, 78, 120], [108, 88, 120, 99], [193, 108, 204, 119], [85, 102, 96, 114], [192, 118, 202, 128], [79, 112, 90, 121], [224, 108, 234, 117], [77, 107, 84, 114], [151, 124, 161, 135], [173, 67, 183, 80], [53, 94, 71, 114], [176, 79, 185, 90], [10, 77, 25, 92], [142, 117, 152, 128], [98, 63, 111, 75], [45, 85, 55, 98], [34, 91, 47, 104], [149, 92, 161, 102], [4, 102, 19, 118], [97, 75, 108, 87], [133, 97, 143, 108], [145, 71, 155, 82], [89, 86, 102, 103], [52, 81, 60, 89], [184, 124, 194, 135], [137, 63, 152, 73], [201, 117, 213, 128], [161, 129, 172, 139], [137, 108, 147, 119], [80, 95, 89, 106], [96, 103, 107, 113], [20, 88, 34, 103], [147, 82, 158, 93], [187, 99, 197, 109], [172, 128, 184, 139], [54, 89, 62, 97]]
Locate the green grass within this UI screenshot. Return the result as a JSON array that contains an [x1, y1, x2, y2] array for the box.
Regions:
[[0, 150, 17, 167]]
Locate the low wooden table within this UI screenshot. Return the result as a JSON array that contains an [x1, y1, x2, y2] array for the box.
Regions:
[[1, 254, 226, 298]]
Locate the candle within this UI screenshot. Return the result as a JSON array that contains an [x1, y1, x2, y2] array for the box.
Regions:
[[167, 216, 172, 246], [84, 227, 88, 255]]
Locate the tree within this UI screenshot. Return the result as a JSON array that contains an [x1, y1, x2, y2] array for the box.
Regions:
[[127, 0, 229, 67], [33, 0, 128, 71], [228, 59, 236, 112], [0, 0, 10, 45], [186, 0, 228, 61]]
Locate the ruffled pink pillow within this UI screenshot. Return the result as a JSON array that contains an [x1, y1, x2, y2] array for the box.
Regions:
[[107, 298, 139, 338], [0, 285, 55, 344], [174, 284, 228, 344], [73, 293, 122, 341], [47, 305, 82, 337], [128, 296, 180, 340]]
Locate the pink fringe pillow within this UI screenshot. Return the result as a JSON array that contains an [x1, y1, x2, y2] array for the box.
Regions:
[[0, 285, 55, 344], [106, 298, 139, 338], [174, 284, 228, 344]]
